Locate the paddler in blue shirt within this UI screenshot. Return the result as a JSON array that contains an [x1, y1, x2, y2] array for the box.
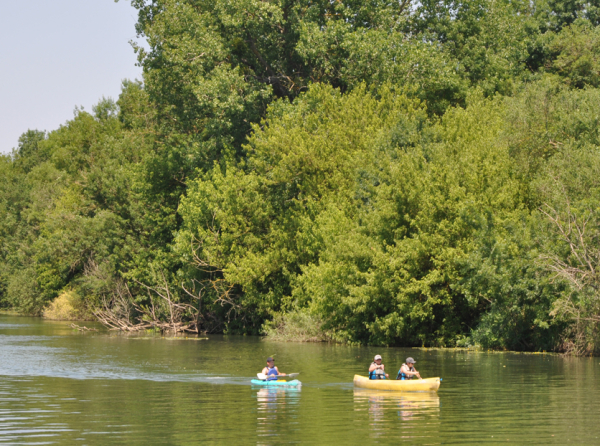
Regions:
[[262, 357, 288, 381], [369, 355, 389, 379], [397, 357, 422, 380]]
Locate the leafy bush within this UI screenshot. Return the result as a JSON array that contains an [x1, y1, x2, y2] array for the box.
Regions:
[[43, 289, 92, 321], [262, 309, 331, 342]]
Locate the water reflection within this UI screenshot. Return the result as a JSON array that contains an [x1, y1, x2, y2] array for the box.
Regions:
[[353, 389, 439, 440], [254, 387, 301, 443]]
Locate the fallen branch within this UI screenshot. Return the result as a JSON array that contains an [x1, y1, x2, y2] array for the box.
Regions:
[[71, 323, 98, 332]]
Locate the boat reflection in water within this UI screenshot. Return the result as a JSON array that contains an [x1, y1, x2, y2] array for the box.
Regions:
[[353, 388, 440, 440], [254, 386, 301, 441]]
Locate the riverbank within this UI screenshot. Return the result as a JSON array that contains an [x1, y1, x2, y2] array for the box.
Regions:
[[411, 346, 559, 356], [0, 309, 571, 356], [0, 309, 22, 316]]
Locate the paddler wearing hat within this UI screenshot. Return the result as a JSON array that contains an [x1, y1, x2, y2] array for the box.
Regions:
[[368, 354, 389, 379], [262, 357, 287, 381], [396, 357, 422, 380]]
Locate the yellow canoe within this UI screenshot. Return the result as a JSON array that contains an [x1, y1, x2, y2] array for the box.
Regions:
[[353, 375, 441, 392]]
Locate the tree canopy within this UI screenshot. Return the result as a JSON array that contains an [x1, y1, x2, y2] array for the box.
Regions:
[[3, 0, 600, 353]]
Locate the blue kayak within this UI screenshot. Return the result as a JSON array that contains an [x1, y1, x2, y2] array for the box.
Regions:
[[251, 379, 302, 387]]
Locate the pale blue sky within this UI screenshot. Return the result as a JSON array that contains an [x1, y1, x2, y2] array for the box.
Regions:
[[0, 1, 144, 153]]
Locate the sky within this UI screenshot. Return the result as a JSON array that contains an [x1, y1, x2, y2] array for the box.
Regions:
[[0, 1, 144, 154]]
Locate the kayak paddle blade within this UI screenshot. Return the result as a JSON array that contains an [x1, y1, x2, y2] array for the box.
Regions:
[[257, 372, 298, 380]]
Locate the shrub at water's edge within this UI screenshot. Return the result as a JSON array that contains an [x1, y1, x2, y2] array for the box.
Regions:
[[262, 310, 332, 343], [43, 290, 93, 321]]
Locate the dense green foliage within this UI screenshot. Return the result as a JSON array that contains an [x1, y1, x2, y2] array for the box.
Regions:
[[3, 0, 600, 353]]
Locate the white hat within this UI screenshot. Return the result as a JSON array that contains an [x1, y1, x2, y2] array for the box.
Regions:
[[374, 355, 382, 360]]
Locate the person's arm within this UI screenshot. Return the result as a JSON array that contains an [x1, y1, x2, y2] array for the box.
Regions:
[[275, 366, 286, 376], [370, 363, 389, 377], [262, 367, 268, 374], [404, 366, 421, 379]]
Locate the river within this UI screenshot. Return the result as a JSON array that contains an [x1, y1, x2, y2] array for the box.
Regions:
[[0, 315, 599, 444]]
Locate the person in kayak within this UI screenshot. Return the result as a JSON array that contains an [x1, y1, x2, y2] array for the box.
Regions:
[[369, 355, 389, 379], [262, 357, 287, 381], [396, 357, 422, 380]]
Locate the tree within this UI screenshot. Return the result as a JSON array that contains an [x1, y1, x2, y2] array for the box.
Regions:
[[410, 0, 531, 95], [535, 0, 600, 31]]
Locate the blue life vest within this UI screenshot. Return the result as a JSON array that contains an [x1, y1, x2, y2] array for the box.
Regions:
[[266, 366, 278, 381], [396, 363, 415, 380], [369, 362, 386, 380]]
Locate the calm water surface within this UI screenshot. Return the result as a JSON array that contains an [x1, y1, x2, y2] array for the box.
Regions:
[[0, 315, 599, 445]]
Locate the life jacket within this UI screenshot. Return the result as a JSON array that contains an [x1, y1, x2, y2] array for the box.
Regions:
[[266, 366, 278, 381], [396, 363, 415, 380], [369, 362, 386, 380]]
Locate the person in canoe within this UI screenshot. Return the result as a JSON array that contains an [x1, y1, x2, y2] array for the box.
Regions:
[[369, 354, 389, 379], [262, 357, 287, 381], [396, 357, 422, 380]]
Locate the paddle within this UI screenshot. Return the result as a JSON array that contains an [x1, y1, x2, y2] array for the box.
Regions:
[[256, 372, 299, 380]]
